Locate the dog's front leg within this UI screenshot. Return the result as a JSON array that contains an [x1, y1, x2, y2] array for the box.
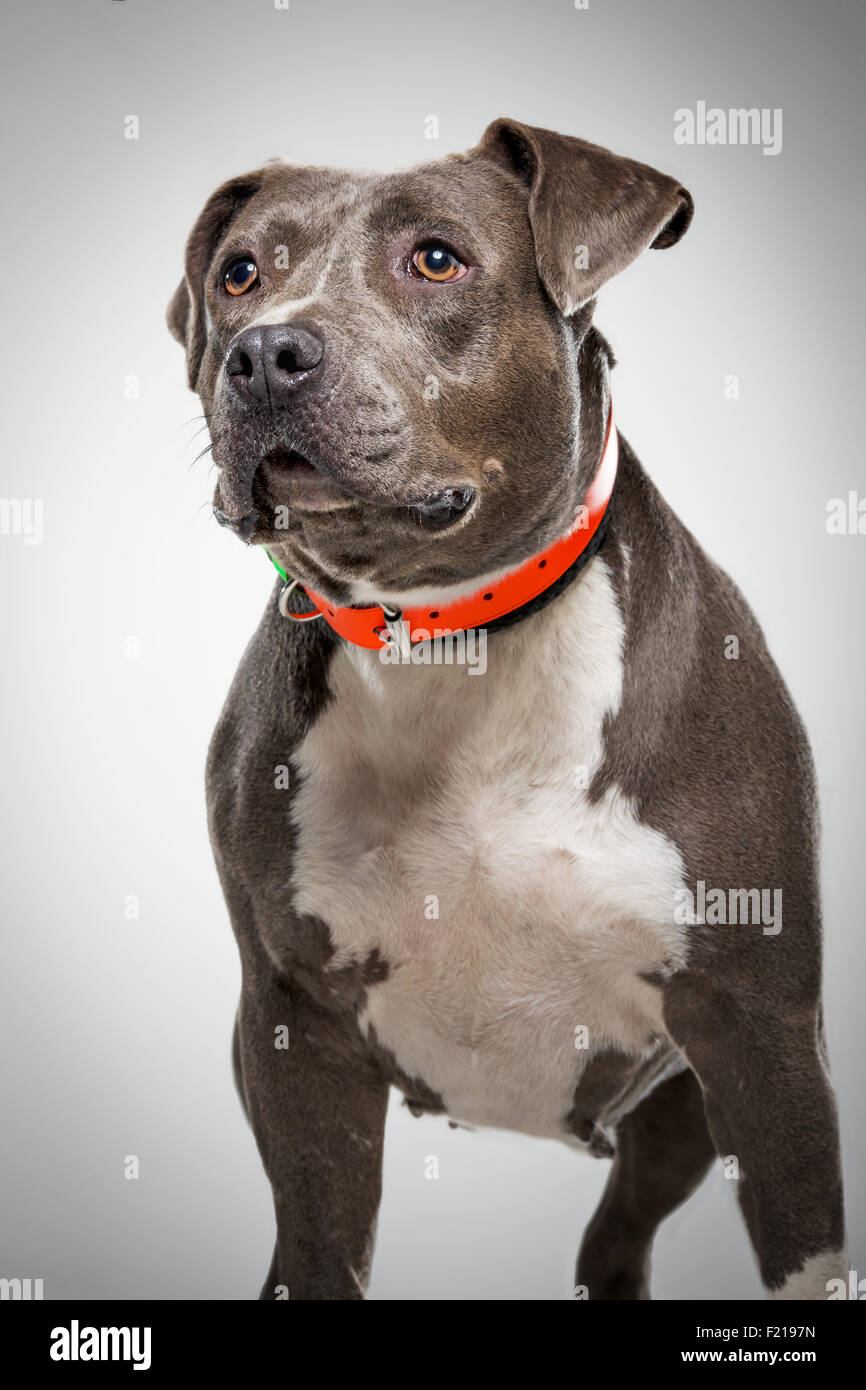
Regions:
[[661, 977, 846, 1299], [235, 967, 389, 1301]]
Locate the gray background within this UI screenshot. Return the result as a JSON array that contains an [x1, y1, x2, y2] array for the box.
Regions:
[[1, 0, 863, 1300]]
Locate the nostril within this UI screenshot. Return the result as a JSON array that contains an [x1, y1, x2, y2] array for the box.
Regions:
[[276, 348, 303, 375], [226, 346, 255, 381], [272, 327, 324, 376]]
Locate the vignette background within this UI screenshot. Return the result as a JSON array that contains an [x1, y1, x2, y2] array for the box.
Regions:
[[1, 0, 863, 1299]]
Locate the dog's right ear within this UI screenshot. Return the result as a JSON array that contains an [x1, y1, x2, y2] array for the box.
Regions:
[[167, 170, 269, 390], [477, 118, 693, 315]]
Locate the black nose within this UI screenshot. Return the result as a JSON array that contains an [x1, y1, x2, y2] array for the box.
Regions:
[[225, 324, 324, 406]]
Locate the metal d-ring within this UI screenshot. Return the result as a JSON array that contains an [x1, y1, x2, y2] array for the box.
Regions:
[[381, 603, 412, 658], [278, 579, 325, 622]]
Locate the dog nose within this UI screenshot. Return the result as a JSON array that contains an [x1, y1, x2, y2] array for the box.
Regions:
[[225, 324, 324, 406]]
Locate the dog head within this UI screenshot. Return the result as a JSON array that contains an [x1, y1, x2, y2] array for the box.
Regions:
[[168, 119, 692, 603]]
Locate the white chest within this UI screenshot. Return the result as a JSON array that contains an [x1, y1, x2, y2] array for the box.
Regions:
[[289, 561, 689, 1142]]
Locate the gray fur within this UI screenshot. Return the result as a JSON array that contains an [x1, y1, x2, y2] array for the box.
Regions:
[[170, 119, 845, 1300]]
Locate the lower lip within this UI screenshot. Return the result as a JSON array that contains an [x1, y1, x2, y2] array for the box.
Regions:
[[254, 452, 478, 526]]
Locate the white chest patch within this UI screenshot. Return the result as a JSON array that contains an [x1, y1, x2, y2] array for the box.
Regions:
[[289, 559, 689, 1143]]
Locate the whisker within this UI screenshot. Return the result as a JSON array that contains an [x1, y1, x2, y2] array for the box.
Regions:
[[188, 441, 216, 471], [185, 422, 212, 445], [179, 412, 213, 431]]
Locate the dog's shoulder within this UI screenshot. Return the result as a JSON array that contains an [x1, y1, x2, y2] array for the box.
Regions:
[[600, 439, 821, 1000]]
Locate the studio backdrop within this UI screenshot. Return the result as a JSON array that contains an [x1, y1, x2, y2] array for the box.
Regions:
[[1, 0, 863, 1300]]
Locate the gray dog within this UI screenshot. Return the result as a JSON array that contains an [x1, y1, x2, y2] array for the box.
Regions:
[[168, 119, 845, 1300]]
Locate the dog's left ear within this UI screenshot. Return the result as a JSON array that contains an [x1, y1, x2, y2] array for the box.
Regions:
[[478, 118, 693, 314], [167, 168, 270, 390]]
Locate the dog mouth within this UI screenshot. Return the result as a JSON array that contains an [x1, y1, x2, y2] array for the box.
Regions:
[[256, 448, 356, 514], [215, 445, 478, 540]]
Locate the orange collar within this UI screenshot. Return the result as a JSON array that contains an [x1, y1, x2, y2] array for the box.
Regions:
[[267, 408, 618, 651]]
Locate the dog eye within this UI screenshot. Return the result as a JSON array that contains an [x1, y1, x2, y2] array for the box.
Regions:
[[410, 243, 465, 283], [224, 258, 259, 296]]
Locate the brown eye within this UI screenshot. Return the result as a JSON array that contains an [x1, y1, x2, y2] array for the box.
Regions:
[[411, 244, 465, 282], [224, 258, 258, 296]]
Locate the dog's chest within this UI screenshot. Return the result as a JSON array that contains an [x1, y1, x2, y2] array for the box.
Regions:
[[289, 563, 688, 1142]]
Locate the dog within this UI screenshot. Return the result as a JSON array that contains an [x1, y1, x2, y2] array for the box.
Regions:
[[168, 119, 846, 1300]]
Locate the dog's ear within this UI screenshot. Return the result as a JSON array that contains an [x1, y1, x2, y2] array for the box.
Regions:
[[478, 118, 693, 314], [167, 170, 269, 390]]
